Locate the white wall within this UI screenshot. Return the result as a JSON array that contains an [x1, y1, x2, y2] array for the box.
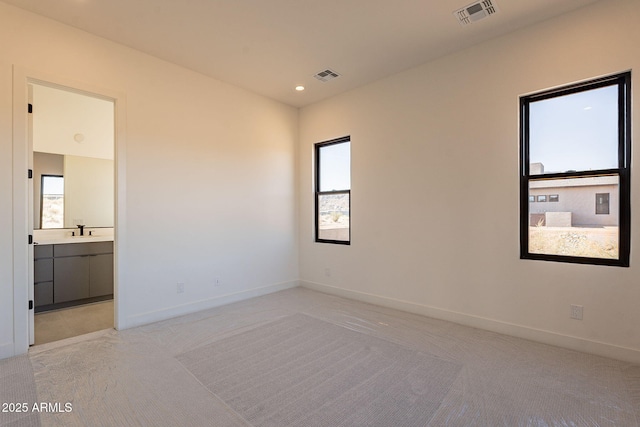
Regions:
[[0, 2, 299, 358], [64, 155, 114, 228], [299, 0, 640, 362]]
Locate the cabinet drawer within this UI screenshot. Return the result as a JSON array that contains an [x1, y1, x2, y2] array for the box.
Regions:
[[54, 241, 113, 257], [34, 244, 53, 259], [34, 282, 53, 306], [34, 258, 53, 283]]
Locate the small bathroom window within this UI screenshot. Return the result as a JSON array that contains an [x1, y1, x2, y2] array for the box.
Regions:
[[41, 175, 64, 228]]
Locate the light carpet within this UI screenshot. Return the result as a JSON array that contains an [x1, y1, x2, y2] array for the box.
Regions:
[[177, 313, 462, 427], [0, 355, 41, 426]]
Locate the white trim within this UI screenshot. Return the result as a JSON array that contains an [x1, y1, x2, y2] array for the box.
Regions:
[[300, 280, 640, 364], [126, 280, 299, 329], [12, 66, 30, 357], [112, 86, 127, 332], [11, 66, 127, 357]]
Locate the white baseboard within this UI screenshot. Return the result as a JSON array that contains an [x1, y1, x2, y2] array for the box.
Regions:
[[301, 280, 640, 365], [125, 280, 299, 329]]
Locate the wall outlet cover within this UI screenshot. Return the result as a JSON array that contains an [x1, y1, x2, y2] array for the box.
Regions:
[[570, 304, 583, 320]]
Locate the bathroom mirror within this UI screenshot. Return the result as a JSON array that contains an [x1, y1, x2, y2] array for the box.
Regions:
[[34, 152, 114, 229], [31, 83, 115, 230]]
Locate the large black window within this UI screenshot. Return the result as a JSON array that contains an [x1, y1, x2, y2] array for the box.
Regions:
[[315, 136, 350, 244], [520, 72, 631, 266]]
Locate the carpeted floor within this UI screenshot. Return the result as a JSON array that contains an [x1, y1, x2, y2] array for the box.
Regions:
[[1, 287, 640, 426], [0, 355, 40, 426], [178, 313, 462, 427]]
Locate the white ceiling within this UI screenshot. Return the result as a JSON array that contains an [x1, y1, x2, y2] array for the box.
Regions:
[[5, 0, 599, 107], [32, 83, 114, 160]]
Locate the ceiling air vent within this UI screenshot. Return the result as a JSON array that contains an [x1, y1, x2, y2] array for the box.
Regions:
[[313, 69, 340, 83], [454, 0, 498, 25]]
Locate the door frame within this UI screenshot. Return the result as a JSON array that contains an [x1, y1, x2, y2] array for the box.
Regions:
[[12, 66, 128, 355]]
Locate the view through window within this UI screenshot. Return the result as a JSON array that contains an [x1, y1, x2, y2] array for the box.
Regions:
[[315, 137, 351, 244], [520, 72, 631, 266], [41, 175, 64, 228]]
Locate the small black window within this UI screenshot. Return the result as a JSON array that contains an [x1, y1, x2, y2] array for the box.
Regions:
[[315, 137, 350, 244], [520, 72, 631, 267], [537, 195, 547, 202], [41, 175, 64, 229], [528, 195, 535, 203]]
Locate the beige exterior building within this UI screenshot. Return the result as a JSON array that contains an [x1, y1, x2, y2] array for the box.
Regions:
[[529, 164, 618, 227]]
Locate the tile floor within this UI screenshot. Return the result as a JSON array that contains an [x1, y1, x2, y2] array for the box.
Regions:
[[34, 300, 114, 346]]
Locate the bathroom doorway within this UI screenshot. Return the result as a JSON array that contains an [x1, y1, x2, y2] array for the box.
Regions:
[[29, 81, 116, 346]]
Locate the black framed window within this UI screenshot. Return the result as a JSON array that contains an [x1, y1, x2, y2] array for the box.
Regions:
[[41, 174, 64, 229], [520, 72, 631, 266], [315, 136, 350, 244]]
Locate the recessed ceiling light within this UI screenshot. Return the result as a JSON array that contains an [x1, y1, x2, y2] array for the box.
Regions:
[[295, 85, 305, 91]]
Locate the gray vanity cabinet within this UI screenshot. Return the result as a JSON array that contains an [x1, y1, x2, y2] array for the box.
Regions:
[[54, 256, 90, 303], [34, 245, 54, 307], [53, 241, 114, 304], [34, 241, 114, 308], [89, 253, 114, 297]]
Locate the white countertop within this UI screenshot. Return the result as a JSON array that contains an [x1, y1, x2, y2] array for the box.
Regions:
[[34, 236, 114, 245], [34, 227, 114, 245]]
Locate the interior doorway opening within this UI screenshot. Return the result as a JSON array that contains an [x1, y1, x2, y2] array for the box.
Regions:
[[29, 81, 116, 346]]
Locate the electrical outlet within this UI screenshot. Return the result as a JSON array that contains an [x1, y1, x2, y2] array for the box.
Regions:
[[214, 278, 221, 287], [177, 282, 185, 294], [324, 268, 331, 277], [570, 304, 583, 320]]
